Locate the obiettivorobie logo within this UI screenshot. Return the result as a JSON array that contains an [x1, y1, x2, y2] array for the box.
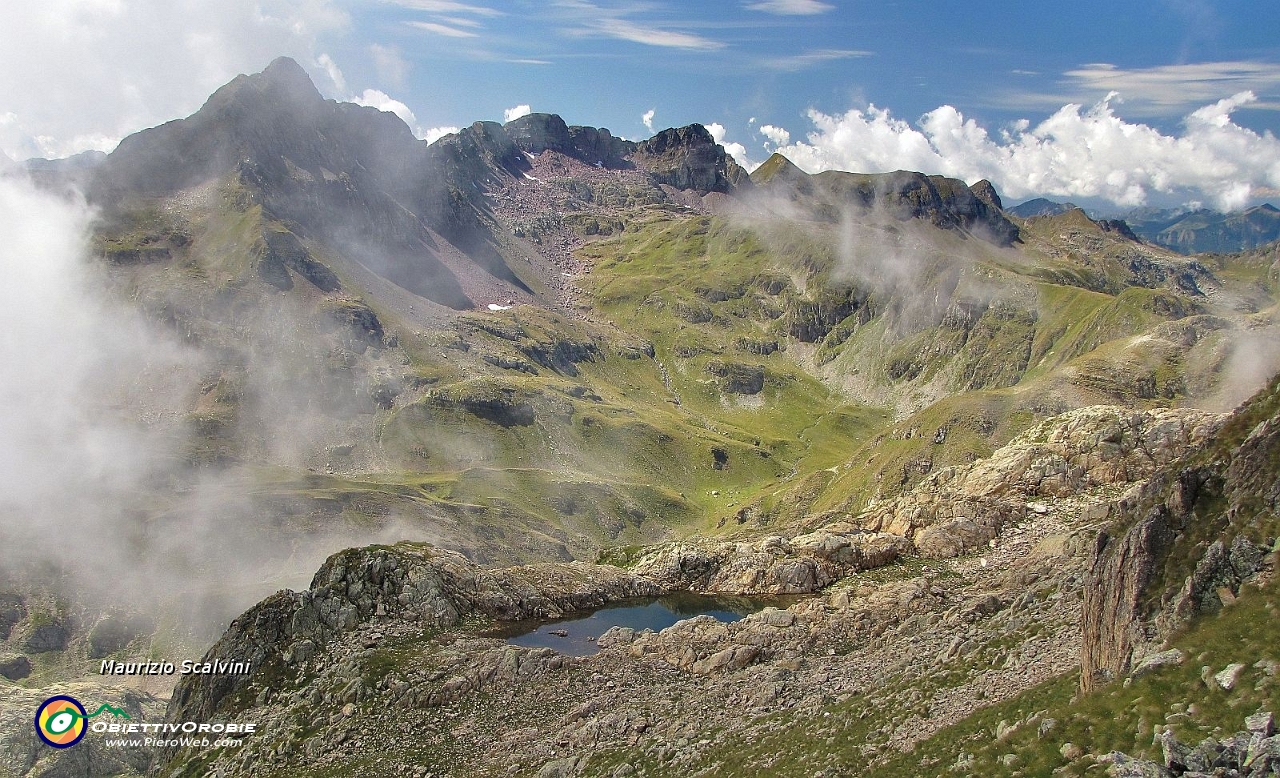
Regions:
[[34, 694, 257, 750], [34, 696, 131, 749]]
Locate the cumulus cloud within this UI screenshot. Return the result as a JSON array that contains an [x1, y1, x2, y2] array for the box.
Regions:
[[707, 122, 757, 171], [759, 124, 791, 147], [0, 0, 347, 161], [504, 104, 533, 122], [767, 92, 1280, 210], [353, 89, 427, 137], [643, 109, 656, 133], [424, 126, 461, 144]]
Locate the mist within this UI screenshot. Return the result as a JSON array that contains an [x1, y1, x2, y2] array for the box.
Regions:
[[0, 171, 443, 643]]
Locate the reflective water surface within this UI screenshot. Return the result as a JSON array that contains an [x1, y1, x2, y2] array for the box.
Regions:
[[487, 592, 789, 656]]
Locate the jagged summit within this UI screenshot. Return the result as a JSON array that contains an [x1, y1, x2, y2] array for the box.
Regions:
[[633, 123, 751, 194]]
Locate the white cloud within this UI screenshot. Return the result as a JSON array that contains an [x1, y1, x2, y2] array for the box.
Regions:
[[707, 122, 757, 171], [1065, 61, 1280, 113], [765, 92, 1280, 210], [353, 89, 424, 135], [405, 20, 480, 37], [424, 126, 460, 144], [383, 0, 502, 15], [0, 0, 348, 160], [643, 109, 656, 133], [350, 90, 462, 147], [759, 124, 790, 146], [593, 18, 724, 50], [316, 53, 347, 94], [745, 0, 833, 14], [763, 49, 873, 72], [557, 2, 723, 51], [504, 104, 532, 122]]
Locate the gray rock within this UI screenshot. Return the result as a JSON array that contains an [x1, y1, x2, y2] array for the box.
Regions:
[[1215, 663, 1246, 691], [596, 626, 636, 649], [0, 654, 31, 680], [1245, 711, 1274, 737], [1105, 751, 1173, 777], [756, 608, 795, 628], [23, 621, 70, 653], [536, 756, 581, 778], [1132, 649, 1185, 679]]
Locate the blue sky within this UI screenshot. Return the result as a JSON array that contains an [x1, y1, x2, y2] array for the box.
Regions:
[[333, 0, 1280, 142], [3, 0, 1279, 210]]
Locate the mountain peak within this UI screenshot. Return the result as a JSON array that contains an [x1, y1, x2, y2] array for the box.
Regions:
[[216, 55, 324, 110], [259, 56, 318, 94], [969, 179, 1003, 211], [633, 124, 747, 195], [750, 153, 807, 186]]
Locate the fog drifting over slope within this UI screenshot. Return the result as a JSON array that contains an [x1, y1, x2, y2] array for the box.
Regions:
[[0, 173, 435, 637]]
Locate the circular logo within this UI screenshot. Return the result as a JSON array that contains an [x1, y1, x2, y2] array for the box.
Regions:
[[35, 696, 88, 749]]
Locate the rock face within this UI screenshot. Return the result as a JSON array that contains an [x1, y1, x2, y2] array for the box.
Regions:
[[857, 406, 1222, 559], [503, 113, 631, 168], [632, 125, 747, 195], [1081, 376, 1280, 692]]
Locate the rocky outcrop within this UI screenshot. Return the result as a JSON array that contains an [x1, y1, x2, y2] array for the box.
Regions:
[[632, 125, 746, 195], [629, 530, 911, 594], [258, 228, 340, 293], [1081, 376, 1280, 692], [166, 544, 663, 725], [1080, 503, 1179, 691], [705, 360, 765, 394], [858, 406, 1222, 559], [969, 179, 1003, 211], [1102, 711, 1278, 777], [0, 654, 30, 680], [503, 113, 632, 168]]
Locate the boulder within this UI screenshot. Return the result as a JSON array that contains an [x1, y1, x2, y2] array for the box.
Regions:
[[0, 654, 31, 681]]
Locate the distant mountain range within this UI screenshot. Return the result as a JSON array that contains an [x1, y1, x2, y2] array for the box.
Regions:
[[1010, 197, 1280, 254]]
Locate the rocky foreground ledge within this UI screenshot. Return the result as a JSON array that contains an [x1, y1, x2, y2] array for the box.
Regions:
[[144, 402, 1259, 777]]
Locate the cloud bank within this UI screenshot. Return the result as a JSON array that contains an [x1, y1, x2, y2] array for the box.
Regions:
[[762, 92, 1280, 210], [0, 0, 347, 161]]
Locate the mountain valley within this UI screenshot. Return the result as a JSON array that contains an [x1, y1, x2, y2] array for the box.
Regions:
[[1, 58, 1279, 778]]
